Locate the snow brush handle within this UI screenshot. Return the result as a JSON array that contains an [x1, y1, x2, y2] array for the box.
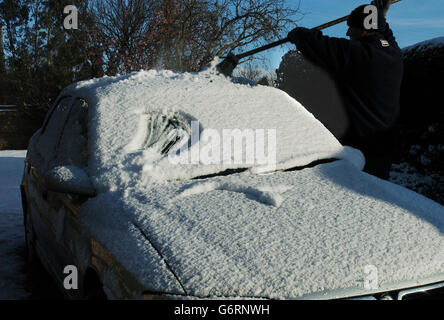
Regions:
[[236, 0, 402, 60]]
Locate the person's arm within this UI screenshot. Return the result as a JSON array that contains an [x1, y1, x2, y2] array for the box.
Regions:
[[287, 27, 352, 74], [380, 20, 398, 47], [371, 0, 398, 45]]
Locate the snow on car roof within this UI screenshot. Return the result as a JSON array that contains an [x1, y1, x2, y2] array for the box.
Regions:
[[61, 60, 363, 191]]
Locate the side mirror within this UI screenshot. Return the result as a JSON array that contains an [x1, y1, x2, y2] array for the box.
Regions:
[[44, 165, 95, 196]]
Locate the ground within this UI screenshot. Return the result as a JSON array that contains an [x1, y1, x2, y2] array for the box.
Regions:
[[0, 151, 61, 299]]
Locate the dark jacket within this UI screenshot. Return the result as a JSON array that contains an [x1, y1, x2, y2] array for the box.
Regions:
[[289, 18, 404, 154]]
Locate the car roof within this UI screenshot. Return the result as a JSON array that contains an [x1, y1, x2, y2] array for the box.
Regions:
[[61, 65, 364, 188]]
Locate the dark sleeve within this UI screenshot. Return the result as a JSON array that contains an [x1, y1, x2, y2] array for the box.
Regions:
[[379, 18, 400, 49], [372, 0, 400, 47], [290, 27, 352, 74]]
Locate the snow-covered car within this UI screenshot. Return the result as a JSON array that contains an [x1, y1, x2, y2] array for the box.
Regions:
[[20, 65, 444, 300]]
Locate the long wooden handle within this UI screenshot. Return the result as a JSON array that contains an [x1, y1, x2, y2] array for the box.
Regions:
[[236, 0, 402, 60]]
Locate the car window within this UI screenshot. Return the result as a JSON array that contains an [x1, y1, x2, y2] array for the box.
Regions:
[[144, 112, 190, 155], [37, 96, 74, 168], [51, 98, 89, 169]]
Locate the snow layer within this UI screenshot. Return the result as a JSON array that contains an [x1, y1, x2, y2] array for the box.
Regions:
[[60, 60, 363, 192], [50, 62, 443, 298], [44, 165, 94, 194], [2, 148, 441, 299], [176, 181, 293, 207], [78, 158, 444, 299], [0, 150, 30, 299], [0, 151, 26, 214]]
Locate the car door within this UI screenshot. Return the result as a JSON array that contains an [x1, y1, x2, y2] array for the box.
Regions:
[[26, 96, 74, 278], [45, 97, 91, 270], [28, 97, 91, 290]]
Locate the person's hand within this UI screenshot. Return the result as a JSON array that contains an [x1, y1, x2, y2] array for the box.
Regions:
[[216, 52, 239, 77], [371, 0, 392, 16], [287, 27, 304, 44]]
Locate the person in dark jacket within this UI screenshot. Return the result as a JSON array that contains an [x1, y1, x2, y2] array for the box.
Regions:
[[287, 0, 403, 179]]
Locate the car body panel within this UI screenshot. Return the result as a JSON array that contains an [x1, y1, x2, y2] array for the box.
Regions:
[[94, 159, 443, 299], [22, 95, 185, 299], [22, 161, 184, 299]]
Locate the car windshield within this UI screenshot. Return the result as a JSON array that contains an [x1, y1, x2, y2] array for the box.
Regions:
[[144, 112, 190, 155], [61, 70, 362, 185]]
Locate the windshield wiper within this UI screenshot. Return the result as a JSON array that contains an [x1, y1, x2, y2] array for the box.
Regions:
[[283, 158, 338, 172], [190, 159, 338, 181], [192, 168, 249, 180]]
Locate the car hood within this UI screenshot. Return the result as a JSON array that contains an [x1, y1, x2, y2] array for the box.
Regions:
[[81, 160, 444, 299]]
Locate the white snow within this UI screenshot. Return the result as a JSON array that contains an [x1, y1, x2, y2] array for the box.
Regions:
[[0, 150, 26, 215], [18, 61, 444, 299], [0, 150, 30, 299], [33, 63, 442, 299], [44, 165, 94, 194], [78, 158, 444, 299], [175, 180, 292, 207], [56, 59, 363, 192]]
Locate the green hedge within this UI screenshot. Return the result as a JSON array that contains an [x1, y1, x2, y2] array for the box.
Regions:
[[0, 107, 47, 150]]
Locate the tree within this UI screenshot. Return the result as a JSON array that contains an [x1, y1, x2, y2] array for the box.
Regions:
[[197, 0, 301, 69], [158, 0, 301, 71], [0, 25, 5, 73], [234, 63, 276, 86], [0, 0, 28, 61], [90, 0, 301, 73], [0, 0, 302, 107], [0, 0, 29, 104], [90, 0, 158, 74], [0, 0, 97, 107]]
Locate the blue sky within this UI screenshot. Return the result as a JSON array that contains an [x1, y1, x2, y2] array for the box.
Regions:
[[262, 0, 444, 70]]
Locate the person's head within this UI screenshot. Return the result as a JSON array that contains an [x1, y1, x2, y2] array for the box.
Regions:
[[346, 4, 383, 40]]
